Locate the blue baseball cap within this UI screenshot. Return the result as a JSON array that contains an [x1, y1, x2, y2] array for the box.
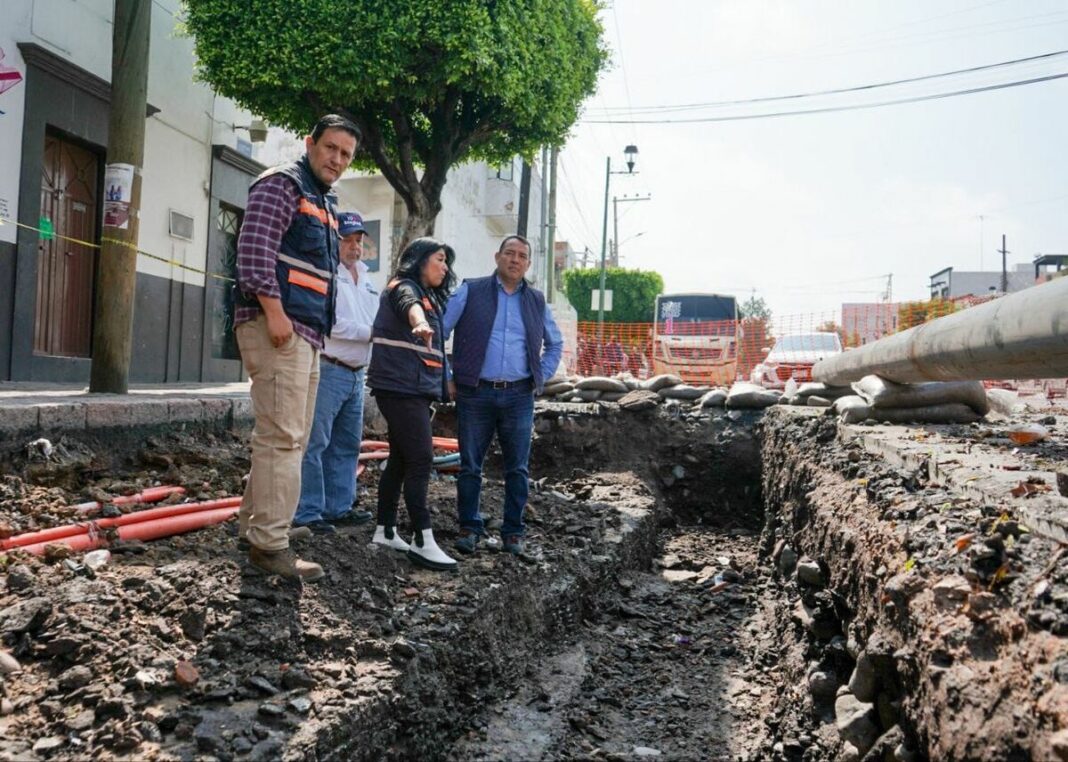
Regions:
[[338, 211, 366, 237]]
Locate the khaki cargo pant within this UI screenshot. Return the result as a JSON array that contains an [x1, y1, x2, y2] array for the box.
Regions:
[[235, 315, 320, 551]]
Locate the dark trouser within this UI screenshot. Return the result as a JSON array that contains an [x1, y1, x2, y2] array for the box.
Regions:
[[456, 381, 535, 538], [375, 394, 433, 532]]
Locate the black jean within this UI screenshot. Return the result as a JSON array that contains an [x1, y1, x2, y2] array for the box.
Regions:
[[374, 393, 433, 532]]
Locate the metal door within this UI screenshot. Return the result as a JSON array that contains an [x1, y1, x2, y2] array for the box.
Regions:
[[34, 133, 99, 357]]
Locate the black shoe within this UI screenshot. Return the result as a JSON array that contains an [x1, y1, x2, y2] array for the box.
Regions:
[[292, 520, 337, 535], [330, 510, 373, 528]]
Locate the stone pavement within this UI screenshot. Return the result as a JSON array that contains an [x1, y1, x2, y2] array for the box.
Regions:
[[0, 381, 254, 437], [839, 416, 1068, 543]]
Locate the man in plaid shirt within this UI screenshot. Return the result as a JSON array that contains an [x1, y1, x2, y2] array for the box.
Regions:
[[234, 114, 359, 581]]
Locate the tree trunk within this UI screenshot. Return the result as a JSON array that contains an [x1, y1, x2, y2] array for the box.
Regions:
[[390, 181, 444, 273], [393, 208, 436, 272]]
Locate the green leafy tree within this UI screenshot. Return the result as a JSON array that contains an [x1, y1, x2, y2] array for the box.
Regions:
[[183, 0, 607, 266], [738, 295, 772, 321], [562, 268, 664, 323]]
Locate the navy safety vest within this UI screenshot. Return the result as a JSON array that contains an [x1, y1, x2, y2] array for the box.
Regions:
[[367, 278, 449, 401], [243, 156, 339, 336], [451, 275, 547, 392]]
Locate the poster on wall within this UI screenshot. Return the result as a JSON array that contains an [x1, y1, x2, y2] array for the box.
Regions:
[[0, 42, 26, 244], [361, 219, 381, 273], [102, 163, 135, 229]]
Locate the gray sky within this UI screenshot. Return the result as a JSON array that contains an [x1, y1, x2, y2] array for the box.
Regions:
[[555, 0, 1068, 320]]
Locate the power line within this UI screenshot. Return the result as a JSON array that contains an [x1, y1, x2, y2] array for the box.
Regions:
[[588, 49, 1068, 114], [678, 8, 1068, 80], [557, 154, 597, 245], [610, 2, 637, 142], [582, 71, 1068, 124]]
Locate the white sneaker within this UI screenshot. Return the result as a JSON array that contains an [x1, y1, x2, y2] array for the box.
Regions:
[[407, 529, 458, 571], [371, 525, 409, 552]]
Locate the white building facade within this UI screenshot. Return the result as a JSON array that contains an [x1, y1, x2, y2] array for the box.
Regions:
[[0, 0, 262, 382]]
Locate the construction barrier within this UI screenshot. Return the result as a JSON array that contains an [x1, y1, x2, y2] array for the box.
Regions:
[[565, 295, 1057, 391]]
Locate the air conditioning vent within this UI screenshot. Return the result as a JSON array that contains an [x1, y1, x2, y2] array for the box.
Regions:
[[169, 210, 194, 241]]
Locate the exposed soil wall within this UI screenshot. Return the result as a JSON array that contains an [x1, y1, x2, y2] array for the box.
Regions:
[[760, 408, 1068, 761]]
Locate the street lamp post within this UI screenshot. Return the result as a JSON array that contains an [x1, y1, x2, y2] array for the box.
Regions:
[[598, 145, 639, 341]]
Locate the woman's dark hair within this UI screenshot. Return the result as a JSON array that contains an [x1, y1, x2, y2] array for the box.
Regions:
[[394, 237, 457, 305]]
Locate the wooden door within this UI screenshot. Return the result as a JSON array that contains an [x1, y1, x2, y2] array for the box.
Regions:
[[34, 134, 99, 357]]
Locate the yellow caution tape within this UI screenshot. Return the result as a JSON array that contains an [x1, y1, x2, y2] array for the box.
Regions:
[[0, 216, 236, 283]]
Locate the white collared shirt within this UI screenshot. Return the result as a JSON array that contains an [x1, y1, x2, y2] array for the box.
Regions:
[[324, 259, 378, 368]]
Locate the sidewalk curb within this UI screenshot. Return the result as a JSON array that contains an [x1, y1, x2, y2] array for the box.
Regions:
[[0, 395, 255, 439]]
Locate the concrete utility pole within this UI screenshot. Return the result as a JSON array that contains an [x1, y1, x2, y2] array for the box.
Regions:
[[517, 159, 531, 237], [998, 234, 1009, 294], [546, 146, 558, 303], [90, 0, 151, 394], [539, 147, 549, 290], [612, 193, 651, 266]]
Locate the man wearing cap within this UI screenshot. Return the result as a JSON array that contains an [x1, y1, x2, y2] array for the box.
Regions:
[[293, 211, 379, 535]]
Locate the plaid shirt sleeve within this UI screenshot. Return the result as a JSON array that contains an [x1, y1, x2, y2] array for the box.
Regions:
[[236, 174, 299, 299]]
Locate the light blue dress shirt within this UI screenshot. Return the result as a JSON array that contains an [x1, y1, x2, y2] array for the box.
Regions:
[[444, 277, 564, 382]]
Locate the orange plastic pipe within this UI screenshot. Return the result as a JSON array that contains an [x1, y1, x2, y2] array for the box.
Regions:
[[357, 452, 390, 462], [360, 441, 389, 451], [432, 438, 459, 450], [70, 485, 187, 513], [15, 506, 239, 556], [1, 497, 241, 550]]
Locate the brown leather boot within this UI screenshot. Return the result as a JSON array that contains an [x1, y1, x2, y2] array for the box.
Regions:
[[248, 546, 324, 582]]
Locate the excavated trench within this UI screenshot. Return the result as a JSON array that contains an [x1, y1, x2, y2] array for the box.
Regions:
[[1, 402, 1063, 760]]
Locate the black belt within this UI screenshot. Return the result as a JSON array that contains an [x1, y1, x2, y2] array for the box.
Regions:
[[477, 377, 533, 390], [321, 354, 365, 373]]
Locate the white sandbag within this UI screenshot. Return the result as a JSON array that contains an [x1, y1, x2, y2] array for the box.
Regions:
[[599, 391, 628, 402], [835, 395, 872, 424], [986, 388, 1027, 417], [575, 389, 603, 402], [545, 373, 570, 386], [797, 382, 855, 400], [806, 396, 832, 408], [575, 376, 629, 393], [697, 389, 728, 408], [541, 382, 574, 396], [851, 376, 989, 415], [873, 404, 983, 425], [726, 382, 780, 409], [640, 374, 684, 392], [658, 384, 709, 401], [624, 378, 642, 391]]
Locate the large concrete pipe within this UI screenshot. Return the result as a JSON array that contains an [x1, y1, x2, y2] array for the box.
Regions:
[[813, 275, 1068, 386]]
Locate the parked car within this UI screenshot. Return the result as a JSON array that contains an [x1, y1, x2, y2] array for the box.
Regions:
[[750, 332, 843, 388]]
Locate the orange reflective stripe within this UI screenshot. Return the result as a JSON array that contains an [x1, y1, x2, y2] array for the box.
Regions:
[[298, 198, 338, 229], [297, 198, 328, 223], [288, 269, 328, 295], [421, 358, 443, 368]]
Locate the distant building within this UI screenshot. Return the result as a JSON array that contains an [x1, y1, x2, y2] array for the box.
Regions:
[[1033, 254, 1068, 283], [929, 264, 1034, 299], [841, 303, 899, 345]]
